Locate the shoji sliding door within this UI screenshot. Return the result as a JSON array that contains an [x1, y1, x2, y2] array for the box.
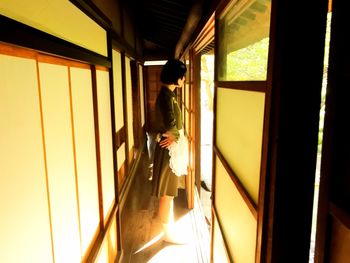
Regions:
[[39, 58, 82, 262], [0, 47, 53, 263], [124, 57, 135, 165], [0, 44, 118, 262], [96, 66, 115, 222], [315, 1, 350, 262], [112, 49, 127, 193], [70, 65, 100, 255], [212, 0, 272, 261], [139, 64, 146, 131], [94, 65, 118, 262]]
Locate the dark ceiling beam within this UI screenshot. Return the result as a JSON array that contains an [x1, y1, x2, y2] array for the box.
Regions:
[[149, 8, 187, 23], [143, 46, 173, 61], [175, 0, 219, 58], [157, 0, 188, 9], [148, 16, 184, 31], [144, 33, 178, 48], [175, 0, 203, 58], [148, 2, 188, 17]]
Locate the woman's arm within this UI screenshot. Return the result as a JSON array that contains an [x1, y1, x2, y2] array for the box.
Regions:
[[159, 96, 179, 148]]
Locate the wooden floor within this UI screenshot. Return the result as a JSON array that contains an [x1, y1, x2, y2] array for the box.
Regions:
[[120, 149, 210, 263]]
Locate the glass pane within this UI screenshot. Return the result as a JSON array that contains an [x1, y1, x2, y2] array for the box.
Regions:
[[218, 0, 271, 81]]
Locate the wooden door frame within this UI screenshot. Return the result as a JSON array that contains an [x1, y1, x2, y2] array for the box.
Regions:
[[186, 13, 216, 200], [264, 0, 328, 261], [315, 1, 350, 262], [213, 8, 269, 263]]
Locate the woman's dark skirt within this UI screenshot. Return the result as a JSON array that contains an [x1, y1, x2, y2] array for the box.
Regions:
[[151, 143, 179, 197]]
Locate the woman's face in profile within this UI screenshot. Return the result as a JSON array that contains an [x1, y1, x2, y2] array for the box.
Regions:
[[177, 76, 185, 87]]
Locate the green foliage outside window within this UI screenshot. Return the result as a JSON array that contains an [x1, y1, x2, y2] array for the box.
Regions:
[[226, 38, 269, 81]]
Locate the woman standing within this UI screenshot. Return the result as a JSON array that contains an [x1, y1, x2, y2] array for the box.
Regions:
[[152, 59, 188, 244]]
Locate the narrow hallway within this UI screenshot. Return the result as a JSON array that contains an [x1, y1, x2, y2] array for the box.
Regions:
[[120, 148, 210, 263]]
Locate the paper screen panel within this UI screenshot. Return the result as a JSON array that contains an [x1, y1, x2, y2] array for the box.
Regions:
[[96, 70, 115, 220], [216, 88, 265, 203], [185, 82, 190, 109], [39, 62, 81, 262], [117, 143, 126, 171], [95, 237, 109, 263], [182, 86, 185, 124], [186, 110, 190, 135], [95, 239, 109, 263], [214, 156, 257, 263], [0, 1, 107, 56], [94, 215, 117, 263], [112, 50, 124, 131], [107, 216, 118, 260], [0, 55, 53, 262], [125, 57, 134, 149], [212, 215, 231, 263], [139, 64, 145, 126], [70, 67, 100, 255]]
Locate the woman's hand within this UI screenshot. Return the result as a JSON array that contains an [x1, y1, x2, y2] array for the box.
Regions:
[[159, 132, 175, 148]]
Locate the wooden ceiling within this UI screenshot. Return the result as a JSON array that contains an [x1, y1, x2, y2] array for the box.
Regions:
[[127, 0, 215, 60]]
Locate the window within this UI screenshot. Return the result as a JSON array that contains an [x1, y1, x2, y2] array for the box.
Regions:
[[218, 0, 271, 81]]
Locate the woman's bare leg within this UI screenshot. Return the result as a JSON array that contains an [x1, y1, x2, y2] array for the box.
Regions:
[[159, 195, 174, 224], [159, 195, 187, 244]]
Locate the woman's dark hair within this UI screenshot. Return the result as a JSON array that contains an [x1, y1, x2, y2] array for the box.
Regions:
[[160, 59, 187, 85]]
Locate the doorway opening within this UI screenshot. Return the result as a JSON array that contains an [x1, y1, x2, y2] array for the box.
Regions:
[[199, 50, 215, 227], [309, 9, 332, 263]]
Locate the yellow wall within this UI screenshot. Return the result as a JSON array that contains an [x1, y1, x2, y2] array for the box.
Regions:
[[0, 0, 107, 56]]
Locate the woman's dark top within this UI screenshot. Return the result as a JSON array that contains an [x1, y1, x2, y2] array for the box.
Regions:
[[152, 86, 183, 197]]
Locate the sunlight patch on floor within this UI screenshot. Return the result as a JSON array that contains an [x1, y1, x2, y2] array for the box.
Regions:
[[131, 210, 205, 263], [133, 233, 164, 255], [147, 244, 196, 263]]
